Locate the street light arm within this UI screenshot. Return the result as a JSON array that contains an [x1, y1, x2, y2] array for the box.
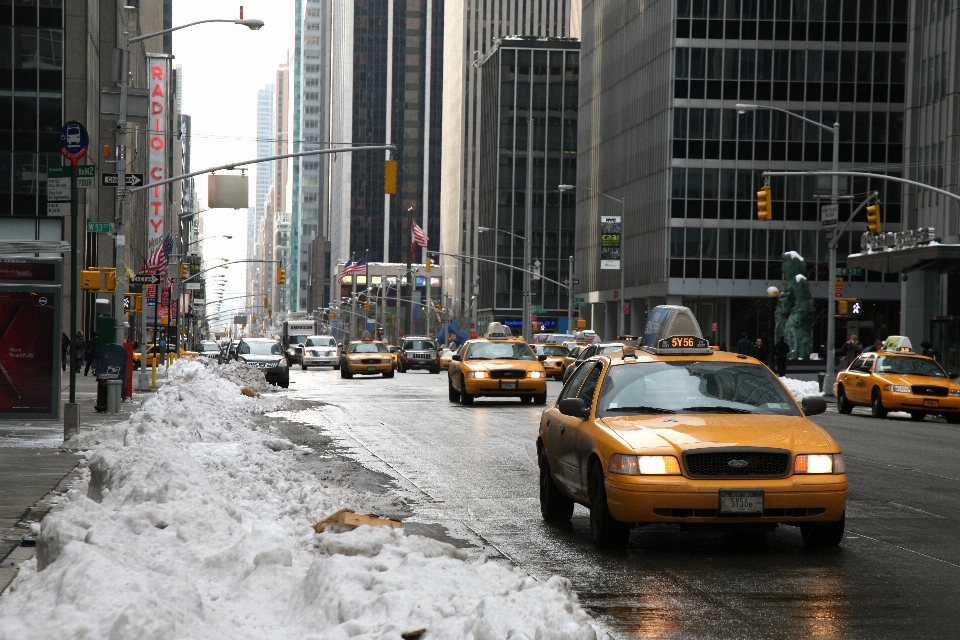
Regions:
[[560, 184, 625, 205], [761, 170, 960, 204], [478, 227, 526, 243], [128, 18, 263, 44], [182, 259, 280, 283], [734, 104, 834, 133], [429, 250, 570, 291]]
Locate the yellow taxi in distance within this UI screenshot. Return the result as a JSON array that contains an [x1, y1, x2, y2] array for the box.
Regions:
[[835, 336, 960, 422], [448, 323, 548, 404], [133, 344, 199, 369], [387, 344, 400, 370], [538, 305, 846, 548], [439, 347, 456, 371], [562, 343, 582, 372], [536, 344, 569, 380], [340, 339, 395, 379]]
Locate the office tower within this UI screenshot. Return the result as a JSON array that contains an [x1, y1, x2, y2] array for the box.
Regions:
[[249, 84, 274, 304]]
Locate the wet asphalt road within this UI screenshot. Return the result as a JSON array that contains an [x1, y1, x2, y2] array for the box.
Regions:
[[286, 367, 960, 639]]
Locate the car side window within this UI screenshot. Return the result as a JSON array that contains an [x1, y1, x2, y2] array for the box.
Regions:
[[559, 363, 596, 402], [849, 354, 867, 371], [861, 355, 875, 371], [577, 364, 603, 408]]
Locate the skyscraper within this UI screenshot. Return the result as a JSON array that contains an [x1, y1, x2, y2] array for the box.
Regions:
[[249, 84, 274, 304]]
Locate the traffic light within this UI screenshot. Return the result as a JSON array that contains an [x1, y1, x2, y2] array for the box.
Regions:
[[364, 300, 372, 311], [268, 308, 273, 318], [425, 256, 432, 272], [277, 267, 286, 285], [866, 203, 882, 233], [328, 310, 337, 319], [390, 314, 397, 325], [384, 159, 397, 195], [264, 296, 269, 308], [756, 185, 772, 221], [252, 315, 257, 323], [122, 293, 142, 313], [179, 264, 188, 279]]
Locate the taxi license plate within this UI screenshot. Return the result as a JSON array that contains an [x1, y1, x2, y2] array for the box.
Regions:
[[924, 398, 939, 407], [367, 366, 377, 371], [500, 381, 518, 390], [719, 490, 764, 515]]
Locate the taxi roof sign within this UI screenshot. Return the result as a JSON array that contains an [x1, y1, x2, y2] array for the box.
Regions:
[[484, 322, 513, 339], [882, 335, 914, 353], [640, 305, 713, 355]]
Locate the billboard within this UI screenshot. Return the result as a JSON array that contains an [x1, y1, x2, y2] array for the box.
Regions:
[[0, 288, 61, 418], [147, 55, 171, 255], [600, 215, 621, 270]]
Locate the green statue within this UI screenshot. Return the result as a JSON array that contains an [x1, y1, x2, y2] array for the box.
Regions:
[[775, 251, 815, 360]]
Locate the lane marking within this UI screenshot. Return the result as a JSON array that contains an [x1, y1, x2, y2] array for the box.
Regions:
[[844, 454, 960, 483], [847, 529, 960, 569], [888, 502, 945, 519]]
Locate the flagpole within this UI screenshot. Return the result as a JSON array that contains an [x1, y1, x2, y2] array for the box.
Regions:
[[364, 249, 369, 337], [350, 253, 356, 339]]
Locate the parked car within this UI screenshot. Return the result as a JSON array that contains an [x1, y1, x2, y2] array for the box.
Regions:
[[301, 335, 339, 370], [132, 343, 199, 369], [235, 337, 289, 388], [196, 340, 222, 363]]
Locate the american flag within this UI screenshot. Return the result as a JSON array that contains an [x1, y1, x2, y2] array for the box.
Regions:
[[142, 234, 172, 274], [339, 257, 367, 281], [411, 221, 429, 248]]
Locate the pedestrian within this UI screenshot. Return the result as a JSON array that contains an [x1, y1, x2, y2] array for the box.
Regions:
[[74, 330, 84, 372], [61, 333, 70, 372], [920, 341, 940, 363], [863, 339, 883, 353], [736, 332, 752, 356], [774, 335, 790, 377], [751, 338, 767, 365], [83, 332, 97, 376], [841, 334, 862, 368]]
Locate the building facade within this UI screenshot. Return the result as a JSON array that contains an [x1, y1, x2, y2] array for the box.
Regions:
[[249, 83, 274, 306], [476, 38, 579, 334], [439, 0, 580, 329], [576, 0, 907, 353]]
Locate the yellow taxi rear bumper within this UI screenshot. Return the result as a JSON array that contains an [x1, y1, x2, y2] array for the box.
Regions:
[[463, 378, 546, 396], [605, 474, 847, 524]]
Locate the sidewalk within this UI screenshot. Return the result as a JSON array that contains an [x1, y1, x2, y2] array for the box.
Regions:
[[0, 370, 158, 593]]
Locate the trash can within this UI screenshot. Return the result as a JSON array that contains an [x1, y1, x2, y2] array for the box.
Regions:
[[817, 372, 826, 392]]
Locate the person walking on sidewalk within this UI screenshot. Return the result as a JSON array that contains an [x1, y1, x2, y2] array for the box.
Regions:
[[774, 335, 790, 377], [83, 332, 97, 376], [61, 333, 70, 372], [737, 333, 752, 356], [74, 330, 84, 372], [751, 338, 768, 365]]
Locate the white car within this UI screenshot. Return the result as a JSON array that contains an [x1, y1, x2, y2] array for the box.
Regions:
[[301, 335, 339, 370]]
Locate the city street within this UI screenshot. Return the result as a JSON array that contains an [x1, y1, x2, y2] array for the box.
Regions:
[[288, 367, 960, 639]]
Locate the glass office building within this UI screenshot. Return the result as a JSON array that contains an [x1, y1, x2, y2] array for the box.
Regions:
[[576, 0, 907, 351], [477, 38, 579, 333]]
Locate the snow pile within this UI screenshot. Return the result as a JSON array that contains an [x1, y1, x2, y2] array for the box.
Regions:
[[780, 376, 823, 400], [200, 357, 272, 394], [0, 359, 601, 640]]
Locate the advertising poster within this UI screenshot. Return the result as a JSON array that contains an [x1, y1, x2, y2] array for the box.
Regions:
[[600, 215, 622, 270], [0, 291, 56, 415], [147, 55, 170, 255]]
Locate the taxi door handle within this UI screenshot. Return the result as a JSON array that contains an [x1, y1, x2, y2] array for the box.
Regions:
[[560, 424, 566, 433]]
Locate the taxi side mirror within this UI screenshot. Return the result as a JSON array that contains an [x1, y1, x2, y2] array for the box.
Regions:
[[801, 396, 827, 416], [538, 354, 547, 361], [558, 397, 590, 419], [859, 364, 872, 373], [452, 354, 462, 362]]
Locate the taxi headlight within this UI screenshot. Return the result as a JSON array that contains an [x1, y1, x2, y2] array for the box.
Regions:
[[527, 371, 545, 378], [883, 384, 910, 393], [794, 453, 845, 474], [609, 454, 681, 476], [950, 389, 960, 397], [466, 371, 488, 378], [382, 357, 392, 363]]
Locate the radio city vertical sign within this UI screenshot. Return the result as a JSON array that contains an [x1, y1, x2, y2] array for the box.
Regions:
[[147, 56, 170, 254], [600, 216, 622, 270]]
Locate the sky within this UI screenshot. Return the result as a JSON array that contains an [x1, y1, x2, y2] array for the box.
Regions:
[[171, 0, 295, 328]]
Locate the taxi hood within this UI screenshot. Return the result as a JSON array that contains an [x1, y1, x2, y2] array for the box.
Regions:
[[599, 414, 835, 454]]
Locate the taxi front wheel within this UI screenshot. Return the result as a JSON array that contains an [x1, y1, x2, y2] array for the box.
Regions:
[[871, 388, 888, 419], [539, 451, 573, 523], [800, 510, 845, 547], [836, 386, 853, 414], [589, 464, 631, 548]]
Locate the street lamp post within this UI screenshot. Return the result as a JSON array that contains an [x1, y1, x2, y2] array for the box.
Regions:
[[558, 184, 625, 338], [734, 104, 839, 394]]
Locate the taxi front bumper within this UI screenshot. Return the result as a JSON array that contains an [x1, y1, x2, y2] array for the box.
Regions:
[[463, 378, 546, 396], [880, 392, 960, 412], [344, 360, 393, 374], [605, 474, 847, 524]]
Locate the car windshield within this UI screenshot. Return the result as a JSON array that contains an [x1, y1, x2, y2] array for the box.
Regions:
[[596, 361, 801, 417], [599, 344, 625, 354], [240, 341, 282, 356], [467, 342, 535, 360], [537, 345, 569, 356], [288, 335, 308, 345], [349, 342, 388, 353], [199, 342, 218, 352], [305, 336, 336, 347], [404, 340, 437, 350], [441, 349, 455, 356], [875, 356, 947, 378]]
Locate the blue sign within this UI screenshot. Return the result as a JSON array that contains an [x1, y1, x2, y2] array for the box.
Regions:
[[60, 121, 89, 163]]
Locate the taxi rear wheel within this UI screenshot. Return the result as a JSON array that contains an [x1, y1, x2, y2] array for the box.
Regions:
[[448, 379, 460, 403], [870, 388, 887, 419], [910, 411, 926, 421], [836, 386, 853, 414], [539, 451, 574, 523], [589, 463, 631, 548], [945, 413, 960, 424], [800, 510, 845, 547]]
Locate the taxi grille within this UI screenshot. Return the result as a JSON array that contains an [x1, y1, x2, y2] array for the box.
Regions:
[[360, 358, 382, 365], [911, 385, 948, 397], [683, 448, 790, 478], [490, 369, 524, 379]]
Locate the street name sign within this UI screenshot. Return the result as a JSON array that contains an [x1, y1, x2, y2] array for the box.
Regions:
[[87, 222, 114, 233], [184, 282, 201, 290], [101, 173, 144, 187], [130, 274, 160, 285]]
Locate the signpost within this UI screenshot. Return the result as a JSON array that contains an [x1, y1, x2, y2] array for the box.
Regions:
[[836, 267, 863, 277], [47, 166, 71, 201], [87, 222, 115, 234], [834, 276, 843, 299], [59, 121, 89, 165], [101, 173, 143, 187], [76, 165, 96, 189], [131, 274, 160, 285], [820, 203, 839, 229]]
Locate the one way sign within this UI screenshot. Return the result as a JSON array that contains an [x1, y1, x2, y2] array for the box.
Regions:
[[101, 173, 144, 187]]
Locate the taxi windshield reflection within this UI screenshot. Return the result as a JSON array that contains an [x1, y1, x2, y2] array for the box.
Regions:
[[875, 356, 947, 378]]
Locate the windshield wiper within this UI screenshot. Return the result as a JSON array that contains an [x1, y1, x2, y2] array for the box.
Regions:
[[606, 406, 676, 414], [682, 406, 754, 414], [468, 356, 492, 360]]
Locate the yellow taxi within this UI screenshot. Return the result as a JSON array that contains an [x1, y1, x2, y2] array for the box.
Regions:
[[535, 344, 569, 380], [133, 343, 199, 369], [835, 336, 960, 423], [448, 323, 548, 404], [387, 344, 400, 370], [562, 342, 582, 372], [439, 347, 456, 371], [537, 305, 846, 548], [339, 338, 395, 379]]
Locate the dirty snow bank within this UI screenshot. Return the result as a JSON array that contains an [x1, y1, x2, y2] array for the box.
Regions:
[[780, 376, 823, 400], [0, 359, 602, 640]]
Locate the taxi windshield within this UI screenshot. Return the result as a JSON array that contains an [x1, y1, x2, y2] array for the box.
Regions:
[[875, 355, 947, 378], [467, 342, 535, 360], [596, 361, 801, 417], [349, 342, 388, 353], [537, 345, 569, 356]]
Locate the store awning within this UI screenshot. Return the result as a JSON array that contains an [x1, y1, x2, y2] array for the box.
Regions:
[[847, 244, 960, 274]]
